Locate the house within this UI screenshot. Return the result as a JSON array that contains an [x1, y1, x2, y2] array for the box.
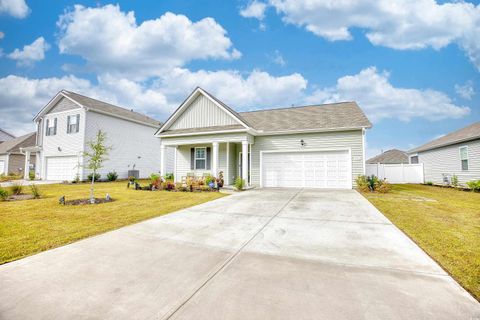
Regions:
[[155, 87, 372, 189], [366, 149, 409, 164], [31, 90, 173, 181], [0, 129, 15, 144], [0, 132, 36, 176], [408, 121, 480, 185]]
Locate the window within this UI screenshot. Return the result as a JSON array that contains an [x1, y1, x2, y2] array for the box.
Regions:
[[45, 118, 57, 136], [195, 147, 206, 170], [67, 114, 80, 133], [459, 146, 468, 171], [410, 156, 419, 164]]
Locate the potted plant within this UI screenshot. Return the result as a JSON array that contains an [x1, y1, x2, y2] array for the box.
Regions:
[[216, 171, 224, 188]]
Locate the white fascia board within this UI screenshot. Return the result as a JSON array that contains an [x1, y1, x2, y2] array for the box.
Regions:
[[253, 126, 366, 136], [33, 91, 85, 122]]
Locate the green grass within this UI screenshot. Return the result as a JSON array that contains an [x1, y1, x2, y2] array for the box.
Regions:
[[0, 181, 225, 264], [361, 184, 480, 301]]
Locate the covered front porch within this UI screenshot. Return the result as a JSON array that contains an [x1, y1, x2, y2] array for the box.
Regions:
[[160, 134, 253, 187]]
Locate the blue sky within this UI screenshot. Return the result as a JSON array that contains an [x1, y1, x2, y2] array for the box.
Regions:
[[0, 0, 479, 157]]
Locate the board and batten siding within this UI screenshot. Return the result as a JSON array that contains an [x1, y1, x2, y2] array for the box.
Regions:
[[250, 130, 364, 187], [169, 95, 238, 130], [84, 110, 162, 180], [418, 139, 480, 185]]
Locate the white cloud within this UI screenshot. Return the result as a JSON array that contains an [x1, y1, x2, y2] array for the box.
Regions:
[[8, 37, 50, 66], [455, 80, 475, 100], [0, 0, 29, 18], [264, 0, 480, 70], [268, 50, 286, 66], [306, 67, 470, 122], [240, 1, 267, 19], [57, 4, 241, 79], [157, 68, 307, 110]]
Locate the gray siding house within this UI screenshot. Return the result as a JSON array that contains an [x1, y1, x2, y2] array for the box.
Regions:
[[156, 88, 372, 189], [31, 90, 173, 181], [408, 121, 480, 185], [0, 132, 36, 176]]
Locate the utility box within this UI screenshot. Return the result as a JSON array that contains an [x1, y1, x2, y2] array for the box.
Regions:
[[128, 170, 139, 179]]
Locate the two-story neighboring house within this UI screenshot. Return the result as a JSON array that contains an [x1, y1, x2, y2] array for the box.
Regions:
[[32, 90, 172, 181]]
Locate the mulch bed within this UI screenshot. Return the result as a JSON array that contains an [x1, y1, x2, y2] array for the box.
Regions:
[[6, 194, 36, 201], [65, 198, 114, 205]]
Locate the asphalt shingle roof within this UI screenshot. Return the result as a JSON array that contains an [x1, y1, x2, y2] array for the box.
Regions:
[[62, 91, 161, 127], [239, 102, 372, 133], [0, 132, 36, 154], [366, 149, 409, 164], [409, 121, 480, 153]]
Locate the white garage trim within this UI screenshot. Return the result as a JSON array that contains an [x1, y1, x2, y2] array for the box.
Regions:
[[0, 159, 5, 175], [259, 148, 352, 189]]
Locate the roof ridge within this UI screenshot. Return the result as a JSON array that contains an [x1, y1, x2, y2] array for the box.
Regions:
[[239, 101, 356, 114]]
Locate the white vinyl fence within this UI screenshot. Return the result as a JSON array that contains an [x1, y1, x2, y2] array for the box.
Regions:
[[366, 163, 424, 184]]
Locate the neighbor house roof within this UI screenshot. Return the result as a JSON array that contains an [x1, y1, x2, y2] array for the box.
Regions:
[[409, 121, 480, 153], [366, 149, 409, 164], [0, 128, 15, 142], [239, 102, 372, 133], [0, 132, 36, 154], [61, 91, 161, 127]]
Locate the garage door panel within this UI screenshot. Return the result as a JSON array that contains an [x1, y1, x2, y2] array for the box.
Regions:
[[46, 156, 78, 181], [262, 151, 351, 189]]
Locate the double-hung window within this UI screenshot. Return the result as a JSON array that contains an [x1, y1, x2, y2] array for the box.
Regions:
[[67, 114, 80, 133], [195, 147, 206, 170], [45, 118, 57, 136], [459, 146, 469, 171]]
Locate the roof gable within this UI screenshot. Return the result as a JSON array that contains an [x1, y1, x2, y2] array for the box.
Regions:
[[156, 88, 251, 134]]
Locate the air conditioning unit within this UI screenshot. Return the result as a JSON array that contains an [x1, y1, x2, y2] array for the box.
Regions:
[[442, 173, 451, 185]]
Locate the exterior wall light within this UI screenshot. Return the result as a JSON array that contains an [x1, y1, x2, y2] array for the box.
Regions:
[[300, 139, 306, 147]]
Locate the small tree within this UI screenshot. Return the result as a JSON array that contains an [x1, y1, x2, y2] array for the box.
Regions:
[[84, 130, 111, 203]]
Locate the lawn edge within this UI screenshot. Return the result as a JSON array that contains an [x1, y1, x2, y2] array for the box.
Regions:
[[358, 190, 480, 303]]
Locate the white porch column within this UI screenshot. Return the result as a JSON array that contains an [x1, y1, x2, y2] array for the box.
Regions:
[[173, 146, 178, 183], [23, 150, 31, 180], [212, 142, 219, 177], [226, 142, 230, 185], [242, 141, 249, 186], [160, 144, 166, 177]]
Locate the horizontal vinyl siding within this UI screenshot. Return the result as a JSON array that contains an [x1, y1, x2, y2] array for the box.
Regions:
[[42, 109, 86, 157], [418, 139, 480, 185], [170, 95, 238, 130], [48, 97, 80, 114], [251, 130, 364, 188], [175, 143, 229, 179], [84, 111, 161, 180]]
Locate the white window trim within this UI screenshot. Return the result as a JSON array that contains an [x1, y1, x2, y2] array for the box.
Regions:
[[194, 147, 207, 170], [459, 146, 469, 171]]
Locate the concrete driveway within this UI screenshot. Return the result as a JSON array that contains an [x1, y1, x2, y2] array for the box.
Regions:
[[1, 189, 478, 319]]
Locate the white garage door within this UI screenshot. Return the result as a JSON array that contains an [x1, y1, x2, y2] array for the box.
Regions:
[[262, 150, 351, 189], [46, 156, 78, 181], [0, 160, 5, 175]]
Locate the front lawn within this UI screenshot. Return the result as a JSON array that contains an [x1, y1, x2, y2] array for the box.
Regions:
[[0, 181, 225, 264], [361, 184, 480, 301]]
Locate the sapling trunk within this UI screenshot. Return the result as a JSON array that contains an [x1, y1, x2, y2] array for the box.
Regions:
[[90, 171, 95, 204]]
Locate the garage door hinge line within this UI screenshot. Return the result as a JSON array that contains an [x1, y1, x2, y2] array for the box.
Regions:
[[161, 188, 303, 320]]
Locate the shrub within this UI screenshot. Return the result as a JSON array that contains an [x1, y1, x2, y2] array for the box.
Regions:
[[150, 173, 161, 189], [205, 174, 215, 185], [11, 183, 23, 195], [375, 179, 391, 193], [355, 175, 370, 192], [425, 181, 433, 186], [165, 181, 175, 191], [106, 171, 118, 181], [451, 174, 458, 187], [128, 175, 137, 183], [0, 188, 8, 201], [30, 184, 41, 198], [234, 177, 245, 191], [87, 173, 101, 182], [164, 172, 174, 180], [466, 180, 480, 192], [29, 171, 35, 181]]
